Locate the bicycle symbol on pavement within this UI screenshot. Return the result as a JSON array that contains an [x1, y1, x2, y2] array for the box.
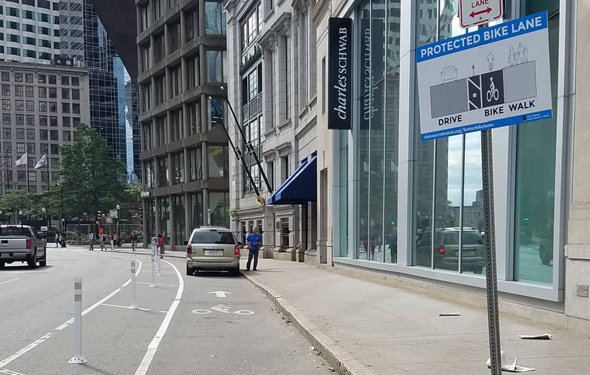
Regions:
[[192, 304, 255, 316], [486, 77, 500, 102]]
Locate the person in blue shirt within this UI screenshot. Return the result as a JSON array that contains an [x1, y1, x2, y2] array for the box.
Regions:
[[246, 226, 263, 271]]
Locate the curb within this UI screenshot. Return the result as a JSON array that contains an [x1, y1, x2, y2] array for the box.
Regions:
[[243, 273, 375, 375]]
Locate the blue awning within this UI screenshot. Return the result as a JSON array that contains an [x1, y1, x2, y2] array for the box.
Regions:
[[267, 156, 317, 205]]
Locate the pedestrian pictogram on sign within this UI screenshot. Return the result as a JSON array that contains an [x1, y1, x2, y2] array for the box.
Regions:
[[459, 0, 503, 28]]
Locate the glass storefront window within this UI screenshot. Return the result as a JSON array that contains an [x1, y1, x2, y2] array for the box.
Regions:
[[209, 192, 229, 227], [355, 0, 400, 263], [513, 1, 559, 285], [146, 199, 156, 238], [188, 147, 202, 181]]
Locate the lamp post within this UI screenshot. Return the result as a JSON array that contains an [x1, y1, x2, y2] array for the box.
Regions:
[[42, 207, 47, 229], [116, 204, 121, 236], [18, 210, 23, 224], [57, 181, 64, 231]]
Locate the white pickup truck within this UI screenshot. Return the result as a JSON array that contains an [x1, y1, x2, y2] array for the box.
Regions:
[[0, 225, 47, 269]]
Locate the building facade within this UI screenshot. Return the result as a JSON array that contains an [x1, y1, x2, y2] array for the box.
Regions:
[[224, 0, 319, 258], [136, 0, 229, 246], [0, 0, 61, 64], [0, 61, 90, 193], [60, 0, 139, 180]]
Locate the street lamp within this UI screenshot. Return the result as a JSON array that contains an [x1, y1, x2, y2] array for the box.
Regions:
[[18, 210, 23, 224], [116, 204, 121, 235], [41, 207, 47, 230], [57, 181, 64, 231]]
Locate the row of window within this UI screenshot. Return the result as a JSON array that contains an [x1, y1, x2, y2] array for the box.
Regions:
[[1, 114, 80, 127], [0, 0, 58, 11], [1, 100, 81, 114], [2, 141, 64, 154], [138, 0, 225, 36], [144, 145, 228, 188], [3, 7, 58, 22], [0, 170, 60, 185], [1, 85, 81, 100], [3, 34, 59, 49], [0, 72, 80, 86], [0, 128, 71, 141]]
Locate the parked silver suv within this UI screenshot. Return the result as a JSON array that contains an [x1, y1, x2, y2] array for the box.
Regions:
[[186, 227, 240, 276], [416, 228, 485, 273]]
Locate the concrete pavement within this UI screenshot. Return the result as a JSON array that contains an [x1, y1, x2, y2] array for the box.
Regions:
[[97, 246, 590, 375]]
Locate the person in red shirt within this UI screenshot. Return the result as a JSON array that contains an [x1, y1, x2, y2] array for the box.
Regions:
[[157, 233, 165, 259]]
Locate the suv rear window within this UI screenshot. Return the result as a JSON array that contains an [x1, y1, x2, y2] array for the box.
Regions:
[[0, 227, 33, 237], [192, 230, 235, 244]]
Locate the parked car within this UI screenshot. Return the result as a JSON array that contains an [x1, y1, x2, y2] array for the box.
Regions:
[[186, 226, 240, 276], [0, 225, 47, 269], [416, 228, 484, 273]]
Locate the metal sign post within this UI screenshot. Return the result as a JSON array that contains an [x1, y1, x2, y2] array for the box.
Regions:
[[480, 129, 502, 374], [459, 0, 503, 28]]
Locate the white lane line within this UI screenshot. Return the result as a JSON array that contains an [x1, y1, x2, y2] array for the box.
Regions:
[[0, 368, 28, 375], [0, 278, 19, 286], [102, 303, 151, 312], [0, 258, 144, 368], [0, 333, 52, 369], [136, 282, 179, 288], [135, 260, 184, 375]]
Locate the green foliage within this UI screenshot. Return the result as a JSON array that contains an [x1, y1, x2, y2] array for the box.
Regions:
[[0, 190, 30, 220], [59, 124, 127, 218]]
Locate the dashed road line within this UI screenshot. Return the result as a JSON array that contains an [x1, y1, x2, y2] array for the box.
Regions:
[[0, 368, 28, 375], [0, 278, 19, 286]]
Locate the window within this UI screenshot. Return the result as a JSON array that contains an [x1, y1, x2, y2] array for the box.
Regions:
[[2, 114, 10, 125], [157, 157, 169, 187], [71, 77, 79, 86], [168, 21, 180, 52], [209, 192, 229, 227], [50, 116, 57, 127], [39, 115, 47, 127], [153, 33, 164, 63], [50, 144, 58, 155], [17, 142, 25, 154], [25, 86, 34, 97], [26, 115, 34, 126], [63, 117, 71, 127], [187, 101, 200, 135], [205, 1, 226, 35], [50, 130, 58, 140], [1, 72, 9, 82], [206, 50, 226, 83], [144, 160, 154, 189], [169, 65, 181, 97], [26, 129, 35, 140], [26, 101, 34, 111], [281, 218, 290, 247], [27, 143, 35, 154], [186, 55, 198, 89], [2, 85, 9, 96], [154, 75, 165, 105], [208, 145, 228, 178], [63, 131, 71, 142], [172, 152, 184, 184], [48, 75, 56, 84], [48, 87, 57, 98], [38, 75, 46, 84], [17, 129, 25, 140], [4, 142, 12, 153], [16, 114, 24, 125], [14, 85, 23, 97], [49, 102, 57, 113], [2, 99, 10, 111], [39, 87, 47, 98], [40, 129, 48, 140], [39, 101, 47, 112], [281, 156, 289, 183], [142, 122, 152, 150], [72, 104, 80, 114], [241, 7, 260, 49], [188, 147, 202, 181], [62, 103, 70, 113], [170, 109, 183, 141], [40, 143, 48, 154], [71, 89, 80, 100], [61, 76, 70, 86], [15, 100, 24, 111], [184, 8, 197, 42], [3, 128, 11, 139]]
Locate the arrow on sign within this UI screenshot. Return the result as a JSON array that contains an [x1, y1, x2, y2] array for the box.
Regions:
[[209, 291, 231, 298], [470, 7, 492, 18]]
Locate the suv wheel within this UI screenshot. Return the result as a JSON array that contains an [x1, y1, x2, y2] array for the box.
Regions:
[[0, 261, 5, 269], [39, 248, 47, 267], [186, 264, 194, 276]]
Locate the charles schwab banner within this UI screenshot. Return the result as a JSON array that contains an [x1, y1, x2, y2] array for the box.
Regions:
[[328, 17, 352, 130]]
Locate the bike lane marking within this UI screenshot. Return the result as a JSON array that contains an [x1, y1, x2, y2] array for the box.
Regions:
[[0, 258, 144, 369], [134, 259, 184, 375], [0, 278, 19, 286]]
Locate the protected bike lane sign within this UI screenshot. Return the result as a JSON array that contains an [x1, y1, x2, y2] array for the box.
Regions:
[[459, 0, 503, 28], [416, 12, 552, 141]]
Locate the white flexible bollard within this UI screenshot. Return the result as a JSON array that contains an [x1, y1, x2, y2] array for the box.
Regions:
[[68, 278, 87, 364], [156, 246, 161, 275], [130, 260, 137, 309], [150, 247, 156, 287]]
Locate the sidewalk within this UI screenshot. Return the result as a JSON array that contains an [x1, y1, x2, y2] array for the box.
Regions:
[[240, 259, 590, 375]]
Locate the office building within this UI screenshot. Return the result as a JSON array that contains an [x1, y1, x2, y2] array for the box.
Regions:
[[0, 60, 90, 192], [136, 0, 229, 246]]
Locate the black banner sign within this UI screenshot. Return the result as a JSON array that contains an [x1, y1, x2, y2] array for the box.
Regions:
[[328, 17, 352, 130]]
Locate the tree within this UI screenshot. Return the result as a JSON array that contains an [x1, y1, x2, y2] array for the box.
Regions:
[[0, 190, 31, 223], [59, 124, 127, 219]]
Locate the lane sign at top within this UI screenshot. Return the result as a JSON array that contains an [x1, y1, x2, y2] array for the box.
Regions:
[[460, 0, 503, 28]]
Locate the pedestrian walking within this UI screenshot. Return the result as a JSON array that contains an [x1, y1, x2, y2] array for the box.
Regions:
[[99, 233, 106, 251], [131, 232, 138, 254], [58, 233, 66, 248], [55, 232, 59, 248], [110, 233, 114, 251], [246, 226, 263, 271], [88, 232, 95, 251], [157, 233, 165, 259]]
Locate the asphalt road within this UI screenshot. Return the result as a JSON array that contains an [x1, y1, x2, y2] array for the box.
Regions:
[[0, 246, 333, 375]]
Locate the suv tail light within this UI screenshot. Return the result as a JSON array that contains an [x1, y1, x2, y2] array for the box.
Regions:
[[437, 246, 446, 255], [26, 239, 32, 249], [234, 246, 240, 255], [186, 245, 192, 254]]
